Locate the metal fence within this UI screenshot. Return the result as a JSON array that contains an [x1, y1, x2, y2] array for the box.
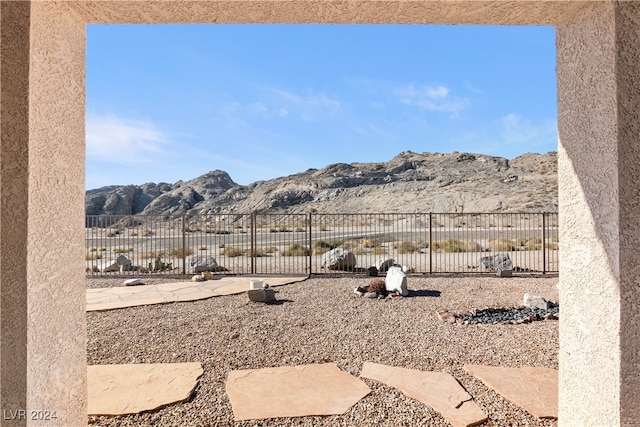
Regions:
[[85, 212, 559, 276]]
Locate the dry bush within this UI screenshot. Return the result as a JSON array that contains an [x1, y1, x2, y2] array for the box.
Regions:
[[197, 245, 207, 251], [168, 247, 194, 257], [88, 246, 98, 252], [361, 238, 381, 248], [393, 241, 420, 254], [282, 244, 310, 257], [370, 247, 387, 255], [141, 228, 153, 236], [489, 239, 517, 251], [140, 250, 166, 259], [546, 237, 559, 250], [341, 240, 360, 250], [436, 239, 481, 253], [517, 237, 543, 250], [113, 247, 133, 254], [85, 253, 101, 261], [221, 247, 244, 257], [312, 240, 335, 255], [368, 278, 386, 293], [264, 246, 278, 253]]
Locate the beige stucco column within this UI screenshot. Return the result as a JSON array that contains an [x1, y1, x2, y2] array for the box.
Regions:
[[557, 1, 640, 425], [1, 2, 86, 425]]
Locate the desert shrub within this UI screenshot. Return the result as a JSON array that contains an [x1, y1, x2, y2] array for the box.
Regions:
[[197, 245, 207, 251], [351, 247, 366, 255], [370, 247, 387, 255], [113, 247, 134, 253], [85, 253, 101, 261], [168, 247, 194, 257], [141, 228, 153, 236], [489, 239, 516, 251], [98, 246, 106, 252], [319, 224, 328, 231], [140, 250, 166, 259], [361, 238, 381, 248], [264, 246, 278, 253], [546, 238, 559, 250], [106, 229, 119, 237], [393, 241, 420, 254], [221, 247, 244, 257], [88, 246, 98, 252], [517, 237, 542, 250], [219, 243, 225, 249], [312, 240, 335, 255], [368, 278, 386, 293], [295, 227, 306, 232], [341, 240, 362, 250], [282, 244, 310, 257], [251, 248, 272, 257], [437, 239, 481, 253]]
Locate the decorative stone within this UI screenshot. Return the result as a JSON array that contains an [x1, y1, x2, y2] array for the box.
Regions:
[[385, 266, 408, 296], [375, 258, 396, 273], [248, 288, 276, 303], [201, 271, 214, 280], [187, 255, 219, 273], [87, 363, 203, 416], [463, 364, 558, 419], [364, 292, 378, 299], [353, 287, 364, 297], [226, 363, 371, 421], [360, 362, 488, 427], [437, 309, 457, 324], [191, 275, 205, 282], [123, 278, 143, 286], [496, 267, 513, 277], [367, 266, 378, 276], [321, 248, 357, 270], [479, 253, 512, 272], [524, 293, 552, 310]]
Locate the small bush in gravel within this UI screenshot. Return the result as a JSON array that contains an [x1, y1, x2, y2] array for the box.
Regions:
[[221, 247, 244, 257], [437, 239, 482, 253], [368, 278, 386, 294], [489, 238, 516, 251], [394, 241, 420, 254]]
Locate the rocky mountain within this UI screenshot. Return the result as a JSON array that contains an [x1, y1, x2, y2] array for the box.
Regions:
[[85, 151, 558, 216]]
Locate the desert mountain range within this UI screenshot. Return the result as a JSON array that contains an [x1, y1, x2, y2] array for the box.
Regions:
[[86, 151, 558, 216]]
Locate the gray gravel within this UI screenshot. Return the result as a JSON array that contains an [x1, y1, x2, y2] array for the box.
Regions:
[[87, 275, 559, 427]]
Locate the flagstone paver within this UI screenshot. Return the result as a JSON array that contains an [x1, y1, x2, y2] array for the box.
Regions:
[[463, 364, 558, 419], [87, 363, 204, 416], [225, 363, 371, 421], [360, 362, 488, 427], [86, 276, 306, 311]]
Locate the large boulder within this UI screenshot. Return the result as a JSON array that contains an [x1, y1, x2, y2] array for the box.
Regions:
[[479, 253, 512, 272], [187, 255, 219, 273], [375, 258, 396, 273], [385, 266, 408, 296], [321, 248, 356, 271]]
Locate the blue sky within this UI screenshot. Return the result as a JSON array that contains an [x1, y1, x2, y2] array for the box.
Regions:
[[86, 24, 557, 190]]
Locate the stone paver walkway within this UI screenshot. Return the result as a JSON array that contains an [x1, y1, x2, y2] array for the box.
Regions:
[[87, 363, 203, 416], [360, 362, 488, 427], [463, 364, 558, 419], [86, 276, 307, 311], [226, 363, 371, 421]]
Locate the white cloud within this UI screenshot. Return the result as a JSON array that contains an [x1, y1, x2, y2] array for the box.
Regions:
[[262, 87, 343, 113], [499, 113, 557, 147], [86, 114, 170, 165], [395, 84, 469, 115]]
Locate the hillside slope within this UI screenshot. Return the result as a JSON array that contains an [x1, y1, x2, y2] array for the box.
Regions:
[[86, 151, 558, 215]]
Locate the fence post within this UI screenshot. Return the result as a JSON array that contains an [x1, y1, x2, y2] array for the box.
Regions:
[[429, 212, 433, 274], [308, 212, 313, 276], [542, 212, 547, 275], [250, 213, 255, 275], [182, 214, 186, 274]]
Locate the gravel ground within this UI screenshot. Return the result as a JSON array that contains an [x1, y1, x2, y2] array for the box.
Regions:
[[87, 274, 559, 427]]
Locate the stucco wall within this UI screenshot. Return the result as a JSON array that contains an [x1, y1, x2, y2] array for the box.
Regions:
[[1, 1, 639, 425]]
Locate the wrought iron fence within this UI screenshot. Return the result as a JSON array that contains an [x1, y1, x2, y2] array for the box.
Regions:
[[85, 212, 559, 276]]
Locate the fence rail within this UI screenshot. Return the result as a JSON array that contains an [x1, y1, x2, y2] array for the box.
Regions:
[[85, 212, 559, 276]]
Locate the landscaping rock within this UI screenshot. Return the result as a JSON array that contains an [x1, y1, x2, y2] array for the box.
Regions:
[[123, 278, 143, 286], [367, 266, 378, 277], [479, 253, 512, 272], [248, 288, 276, 303], [321, 248, 356, 271], [524, 293, 552, 310], [385, 266, 408, 296], [187, 255, 218, 273], [375, 258, 395, 273]]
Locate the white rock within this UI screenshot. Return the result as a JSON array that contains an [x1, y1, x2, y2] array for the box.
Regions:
[[191, 275, 205, 282], [385, 266, 408, 297], [523, 293, 551, 310], [123, 278, 143, 286]]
